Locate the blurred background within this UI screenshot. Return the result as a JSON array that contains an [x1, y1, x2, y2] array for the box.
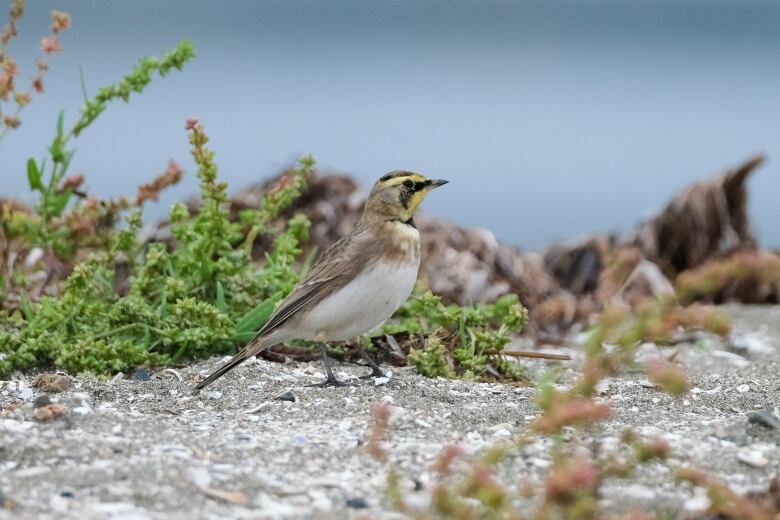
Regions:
[[1, 0, 779, 250]]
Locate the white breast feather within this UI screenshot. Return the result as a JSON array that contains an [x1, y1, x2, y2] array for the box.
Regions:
[[291, 259, 420, 341]]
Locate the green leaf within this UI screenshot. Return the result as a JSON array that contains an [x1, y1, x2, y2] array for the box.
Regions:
[[19, 293, 34, 321], [26, 159, 43, 191], [48, 190, 72, 217], [215, 281, 226, 313], [232, 295, 278, 342]]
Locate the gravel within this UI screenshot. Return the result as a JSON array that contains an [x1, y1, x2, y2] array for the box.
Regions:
[[1, 304, 780, 519]]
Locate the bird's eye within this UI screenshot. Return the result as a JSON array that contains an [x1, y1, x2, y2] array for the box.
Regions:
[[403, 180, 414, 189]]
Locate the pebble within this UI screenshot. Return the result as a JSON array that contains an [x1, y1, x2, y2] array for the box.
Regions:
[[207, 391, 223, 400], [32, 403, 69, 422], [346, 497, 369, 509], [276, 391, 297, 402], [684, 490, 711, 512], [737, 449, 768, 468], [748, 410, 780, 430], [710, 350, 750, 368], [414, 419, 432, 429], [491, 429, 512, 440], [18, 387, 33, 400], [186, 467, 213, 488], [737, 384, 750, 393], [33, 395, 52, 408], [374, 376, 390, 386], [131, 367, 152, 382]]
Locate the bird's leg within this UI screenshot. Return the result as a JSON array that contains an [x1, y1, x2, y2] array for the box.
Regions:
[[307, 343, 347, 388], [357, 344, 387, 379]]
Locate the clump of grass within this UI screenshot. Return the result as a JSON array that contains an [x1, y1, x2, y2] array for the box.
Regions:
[[387, 291, 530, 381]]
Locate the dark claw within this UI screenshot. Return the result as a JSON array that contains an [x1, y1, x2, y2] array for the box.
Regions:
[[359, 366, 388, 379], [306, 376, 348, 388]]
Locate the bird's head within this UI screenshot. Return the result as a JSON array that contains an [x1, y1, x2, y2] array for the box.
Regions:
[[364, 171, 448, 223]]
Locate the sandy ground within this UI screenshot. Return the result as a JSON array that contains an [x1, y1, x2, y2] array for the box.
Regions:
[[2, 305, 780, 519]]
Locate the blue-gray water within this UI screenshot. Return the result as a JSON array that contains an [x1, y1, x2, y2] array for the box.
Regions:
[[1, 1, 779, 250]]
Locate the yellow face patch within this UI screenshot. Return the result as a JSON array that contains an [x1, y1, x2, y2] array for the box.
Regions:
[[384, 174, 429, 220], [373, 171, 437, 222]]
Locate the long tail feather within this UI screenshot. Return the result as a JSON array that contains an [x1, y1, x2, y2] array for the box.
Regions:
[[195, 337, 267, 390]]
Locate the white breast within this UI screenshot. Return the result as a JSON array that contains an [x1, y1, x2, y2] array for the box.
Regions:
[[291, 259, 420, 342]]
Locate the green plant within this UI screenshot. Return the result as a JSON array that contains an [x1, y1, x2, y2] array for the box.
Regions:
[[0, 118, 314, 376], [387, 291, 529, 381]]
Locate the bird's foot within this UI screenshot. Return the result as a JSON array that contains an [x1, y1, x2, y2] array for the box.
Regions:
[[306, 376, 348, 388], [359, 366, 388, 379]]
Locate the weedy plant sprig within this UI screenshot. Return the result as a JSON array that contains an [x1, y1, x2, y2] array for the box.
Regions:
[[20, 39, 195, 257], [0, 2, 71, 143]]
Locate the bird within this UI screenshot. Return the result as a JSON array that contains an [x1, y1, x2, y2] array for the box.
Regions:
[[195, 171, 448, 390]]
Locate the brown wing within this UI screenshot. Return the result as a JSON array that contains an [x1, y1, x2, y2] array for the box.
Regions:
[[250, 226, 373, 341]]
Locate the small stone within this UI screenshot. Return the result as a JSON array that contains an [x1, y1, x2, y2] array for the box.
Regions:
[[530, 457, 551, 469], [491, 429, 512, 440], [346, 497, 369, 509], [595, 380, 610, 395], [276, 391, 296, 402], [18, 387, 33, 400], [0, 487, 16, 511], [738, 449, 768, 468], [32, 374, 71, 393], [132, 367, 152, 381], [684, 490, 711, 512], [200, 487, 247, 505], [32, 403, 69, 422], [207, 391, 223, 400], [186, 467, 213, 488], [737, 384, 750, 393], [749, 410, 780, 430], [33, 395, 52, 409], [72, 392, 92, 405], [373, 376, 390, 386], [414, 419, 432, 429]]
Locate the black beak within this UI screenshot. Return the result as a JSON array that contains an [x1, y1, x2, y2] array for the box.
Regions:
[[427, 179, 449, 189]]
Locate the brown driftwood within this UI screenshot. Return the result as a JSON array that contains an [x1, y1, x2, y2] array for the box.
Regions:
[[632, 155, 765, 275], [541, 155, 766, 306]]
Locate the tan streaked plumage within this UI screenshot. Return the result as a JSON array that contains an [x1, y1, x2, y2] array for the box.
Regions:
[[196, 171, 447, 390]]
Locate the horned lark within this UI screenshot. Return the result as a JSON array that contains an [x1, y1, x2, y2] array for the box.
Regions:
[[196, 172, 448, 389]]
